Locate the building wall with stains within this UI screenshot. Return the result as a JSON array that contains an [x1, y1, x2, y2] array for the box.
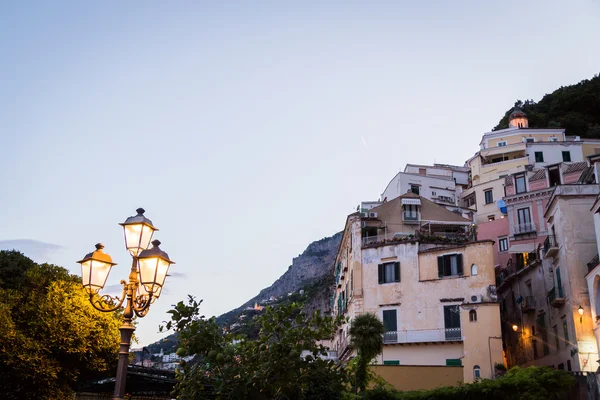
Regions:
[[544, 186, 600, 372], [355, 241, 501, 383]]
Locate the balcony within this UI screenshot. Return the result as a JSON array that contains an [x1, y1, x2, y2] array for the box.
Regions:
[[362, 232, 414, 246], [383, 328, 463, 344], [543, 235, 559, 258], [548, 286, 565, 307], [512, 222, 537, 236], [521, 296, 537, 313], [588, 254, 599, 273]]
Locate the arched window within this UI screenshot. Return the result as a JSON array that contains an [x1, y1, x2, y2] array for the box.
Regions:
[[471, 264, 478, 275], [473, 365, 481, 379], [469, 310, 477, 322]]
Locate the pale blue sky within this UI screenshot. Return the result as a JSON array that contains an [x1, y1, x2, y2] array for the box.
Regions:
[[1, 1, 599, 345]]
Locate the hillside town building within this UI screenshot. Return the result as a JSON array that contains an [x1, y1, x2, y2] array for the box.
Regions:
[[331, 193, 503, 383], [329, 106, 600, 392]]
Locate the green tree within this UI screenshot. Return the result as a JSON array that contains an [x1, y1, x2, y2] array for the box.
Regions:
[[0, 251, 121, 400], [492, 74, 600, 137], [349, 313, 385, 395], [161, 295, 350, 399]]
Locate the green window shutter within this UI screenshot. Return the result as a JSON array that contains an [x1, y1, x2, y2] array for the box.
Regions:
[[383, 360, 400, 365], [378, 264, 384, 284], [446, 359, 462, 366], [394, 262, 400, 282], [437, 256, 444, 278]]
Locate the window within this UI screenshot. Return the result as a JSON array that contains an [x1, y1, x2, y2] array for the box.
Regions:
[[432, 191, 436, 196], [465, 195, 476, 207], [499, 237, 508, 252], [517, 207, 532, 226], [535, 152, 544, 162], [488, 215, 495, 222], [469, 310, 477, 322], [383, 310, 397, 333], [562, 319, 569, 343], [418, 168, 426, 176], [471, 264, 478, 276], [558, 363, 564, 370], [533, 339, 538, 359], [410, 185, 420, 195], [553, 325, 559, 350], [403, 204, 419, 221], [446, 358, 462, 366], [473, 365, 481, 379], [567, 360, 572, 371], [444, 305, 461, 340], [497, 141, 507, 147], [383, 360, 400, 365], [562, 151, 571, 162], [515, 174, 527, 194], [484, 189, 494, 204], [525, 137, 535, 143], [378, 262, 400, 284], [548, 166, 561, 186], [532, 325, 536, 336], [350, 270, 354, 294], [437, 254, 464, 277]]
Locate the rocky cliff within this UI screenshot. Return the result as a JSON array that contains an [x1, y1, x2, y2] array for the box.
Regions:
[[215, 232, 342, 326], [148, 232, 342, 350]]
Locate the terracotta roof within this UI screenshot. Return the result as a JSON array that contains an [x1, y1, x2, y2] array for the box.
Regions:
[[565, 162, 588, 174], [529, 169, 546, 182]]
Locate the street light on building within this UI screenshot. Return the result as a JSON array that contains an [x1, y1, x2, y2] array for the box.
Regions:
[[77, 208, 175, 400]]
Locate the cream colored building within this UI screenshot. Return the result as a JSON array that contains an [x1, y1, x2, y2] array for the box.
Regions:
[[540, 184, 600, 372], [332, 193, 503, 384]]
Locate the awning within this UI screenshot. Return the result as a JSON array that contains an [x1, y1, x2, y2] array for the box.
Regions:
[[402, 198, 421, 206], [508, 243, 537, 254]]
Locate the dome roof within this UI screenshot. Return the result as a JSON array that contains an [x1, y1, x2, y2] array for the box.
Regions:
[[509, 107, 527, 119]]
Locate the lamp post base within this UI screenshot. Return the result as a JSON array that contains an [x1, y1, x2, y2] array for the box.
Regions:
[[113, 322, 135, 400]]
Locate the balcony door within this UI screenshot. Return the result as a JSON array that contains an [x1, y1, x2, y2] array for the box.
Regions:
[[383, 309, 398, 343], [444, 305, 461, 340], [517, 208, 532, 231]]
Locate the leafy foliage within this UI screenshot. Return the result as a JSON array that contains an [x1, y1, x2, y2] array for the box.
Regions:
[[161, 296, 350, 399], [0, 251, 121, 400], [493, 74, 600, 137], [349, 313, 385, 394], [358, 366, 575, 400]]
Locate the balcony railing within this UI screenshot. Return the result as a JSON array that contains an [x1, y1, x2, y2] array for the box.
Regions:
[[543, 235, 559, 258], [588, 254, 599, 273], [548, 286, 565, 307], [383, 328, 463, 344], [521, 296, 537, 313], [362, 232, 414, 246], [512, 222, 537, 235]]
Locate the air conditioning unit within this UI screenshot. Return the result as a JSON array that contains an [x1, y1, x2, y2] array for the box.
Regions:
[[360, 212, 368, 218], [470, 295, 483, 303], [368, 212, 378, 218]]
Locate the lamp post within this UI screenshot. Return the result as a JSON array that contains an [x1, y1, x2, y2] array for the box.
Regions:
[[77, 208, 175, 400]]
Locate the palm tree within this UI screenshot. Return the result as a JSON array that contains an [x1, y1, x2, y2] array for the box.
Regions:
[[349, 313, 385, 394]]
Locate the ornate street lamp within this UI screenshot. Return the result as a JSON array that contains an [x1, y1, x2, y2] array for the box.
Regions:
[[77, 208, 175, 400]]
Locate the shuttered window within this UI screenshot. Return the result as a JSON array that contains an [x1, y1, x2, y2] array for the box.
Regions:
[[378, 262, 400, 284], [383, 360, 400, 365], [382, 309, 397, 332], [437, 254, 463, 278], [446, 359, 462, 366]]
